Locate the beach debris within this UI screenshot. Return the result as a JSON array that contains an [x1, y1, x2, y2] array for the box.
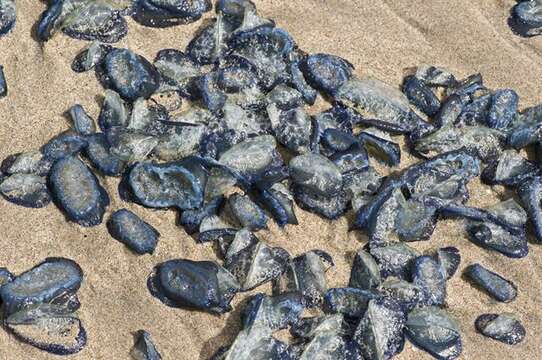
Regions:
[[0, 258, 86, 355], [464, 264, 517, 303], [475, 313, 526, 345], [131, 330, 163, 360]]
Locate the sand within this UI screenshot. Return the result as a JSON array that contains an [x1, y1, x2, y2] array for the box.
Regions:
[[0, 0, 541, 359]]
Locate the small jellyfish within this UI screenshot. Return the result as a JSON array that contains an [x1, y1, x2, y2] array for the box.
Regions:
[[48, 156, 109, 227], [510, 0, 542, 37], [354, 298, 406, 360], [147, 259, 239, 314], [227, 193, 268, 231], [5, 310, 87, 355], [405, 307, 462, 360], [289, 153, 343, 196], [241, 292, 304, 331], [100, 48, 161, 101], [486, 89, 518, 130], [98, 90, 129, 131], [41, 130, 88, 161], [402, 75, 440, 116], [518, 176, 542, 243], [369, 243, 420, 280], [464, 264, 517, 303], [68, 104, 96, 136], [132, 0, 211, 28], [71, 42, 112, 73], [349, 248, 381, 290], [335, 77, 413, 133], [131, 330, 162, 360], [225, 238, 290, 291], [475, 313, 526, 345], [273, 250, 334, 307], [411, 255, 446, 306], [0, 65, 7, 98], [481, 150, 539, 187], [301, 53, 354, 96], [128, 162, 203, 210], [107, 209, 160, 255], [430, 246, 461, 280], [0, 257, 83, 317], [0, 0, 16, 37], [0, 173, 51, 208], [323, 287, 380, 319], [84, 133, 126, 176]]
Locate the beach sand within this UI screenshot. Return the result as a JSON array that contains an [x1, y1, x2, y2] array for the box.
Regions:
[[0, 0, 541, 358]]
